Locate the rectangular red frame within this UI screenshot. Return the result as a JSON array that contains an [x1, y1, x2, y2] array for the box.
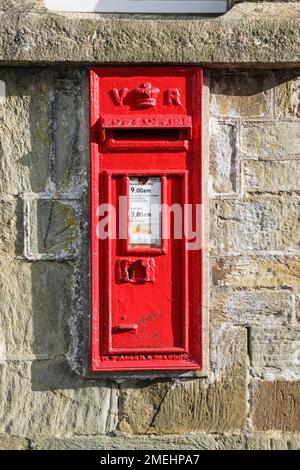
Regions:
[[90, 66, 203, 372]]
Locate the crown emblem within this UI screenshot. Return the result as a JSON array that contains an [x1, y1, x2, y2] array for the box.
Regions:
[[135, 82, 160, 108]]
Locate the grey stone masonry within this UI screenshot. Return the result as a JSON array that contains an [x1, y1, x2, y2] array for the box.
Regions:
[[0, 4, 300, 66], [0, 1, 44, 9]]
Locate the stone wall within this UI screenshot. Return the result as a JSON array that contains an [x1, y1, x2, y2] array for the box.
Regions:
[[0, 67, 300, 450]]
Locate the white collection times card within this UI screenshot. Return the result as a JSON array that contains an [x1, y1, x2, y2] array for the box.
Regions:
[[129, 177, 161, 247]]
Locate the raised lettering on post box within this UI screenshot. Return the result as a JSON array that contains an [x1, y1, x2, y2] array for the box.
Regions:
[[90, 67, 203, 371]]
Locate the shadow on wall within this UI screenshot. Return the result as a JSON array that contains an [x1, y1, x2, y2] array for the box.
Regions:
[[0, 69, 51, 196], [0, 68, 109, 396], [27, 67, 97, 392], [211, 69, 300, 97]]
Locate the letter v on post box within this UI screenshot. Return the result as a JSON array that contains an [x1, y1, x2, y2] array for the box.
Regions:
[[90, 66, 203, 372]]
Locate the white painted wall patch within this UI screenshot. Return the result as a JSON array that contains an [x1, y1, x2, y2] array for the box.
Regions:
[[45, 0, 227, 14], [0, 340, 6, 364], [0, 81, 6, 106]]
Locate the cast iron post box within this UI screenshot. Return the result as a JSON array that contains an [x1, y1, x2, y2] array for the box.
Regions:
[[90, 67, 203, 371]]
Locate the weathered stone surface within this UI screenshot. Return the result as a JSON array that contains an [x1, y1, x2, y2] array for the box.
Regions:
[[275, 70, 300, 118], [0, 69, 52, 194], [211, 197, 300, 255], [28, 199, 79, 258], [212, 255, 300, 323], [0, 334, 5, 364], [270, 435, 300, 450], [0, 360, 116, 437], [210, 71, 273, 118], [19, 432, 300, 450], [0, 4, 300, 65], [0, 1, 43, 10], [244, 433, 300, 451], [118, 380, 170, 434], [118, 327, 247, 434], [216, 433, 278, 450], [215, 434, 247, 450], [216, 433, 299, 450], [212, 289, 294, 326], [0, 436, 28, 450], [211, 256, 300, 293], [241, 122, 300, 160], [253, 381, 300, 431], [0, 260, 73, 360], [34, 433, 218, 450], [244, 160, 300, 193], [0, 197, 23, 256], [251, 327, 300, 379], [53, 72, 86, 194], [209, 121, 238, 195]]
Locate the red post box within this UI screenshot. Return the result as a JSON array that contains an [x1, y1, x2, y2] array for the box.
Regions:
[[90, 67, 203, 371]]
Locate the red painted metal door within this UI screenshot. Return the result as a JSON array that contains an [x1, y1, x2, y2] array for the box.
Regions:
[[90, 67, 203, 371]]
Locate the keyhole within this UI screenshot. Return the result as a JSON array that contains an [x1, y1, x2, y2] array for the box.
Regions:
[[127, 267, 134, 280]]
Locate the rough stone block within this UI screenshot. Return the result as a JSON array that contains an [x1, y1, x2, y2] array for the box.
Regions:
[[241, 122, 300, 160], [0, 260, 73, 360], [210, 71, 272, 118], [118, 327, 247, 434], [33, 433, 218, 450], [0, 436, 28, 450], [218, 433, 300, 451], [215, 434, 247, 450], [0, 197, 23, 256], [0, 3, 299, 66], [211, 256, 300, 293], [0, 1, 44, 10], [244, 435, 273, 451], [0, 69, 52, 195], [53, 72, 86, 194], [28, 199, 79, 258], [32, 432, 300, 451], [251, 327, 300, 379], [0, 360, 115, 437], [209, 121, 238, 195], [212, 256, 300, 324], [275, 71, 300, 119], [244, 433, 300, 450], [253, 381, 300, 431], [212, 289, 294, 326], [210, 197, 300, 255], [244, 160, 300, 193]]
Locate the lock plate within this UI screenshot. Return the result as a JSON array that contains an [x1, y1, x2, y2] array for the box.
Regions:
[[116, 258, 156, 284]]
